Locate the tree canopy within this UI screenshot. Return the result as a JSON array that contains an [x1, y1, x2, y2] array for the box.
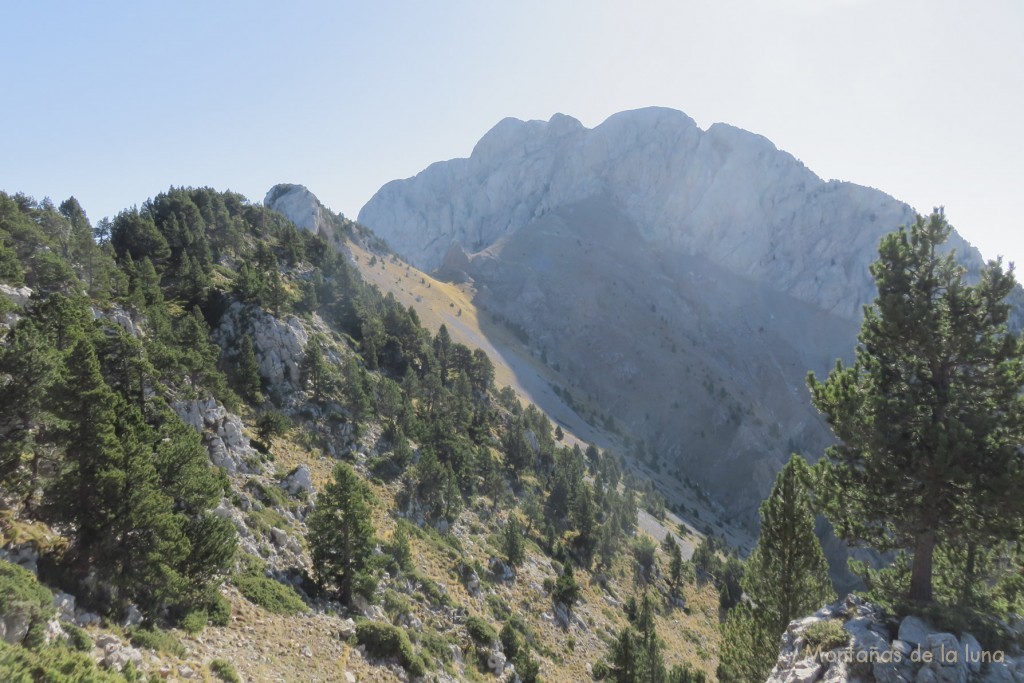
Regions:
[[808, 210, 1024, 604]]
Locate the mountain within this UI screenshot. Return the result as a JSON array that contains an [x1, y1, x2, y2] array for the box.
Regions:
[[356, 107, 1014, 532]]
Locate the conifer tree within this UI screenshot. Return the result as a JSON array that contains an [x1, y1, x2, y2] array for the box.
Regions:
[[48, 338, 122, 569], [307, 462, 375, 607], [717, 602, 777, 683], [808, 210, 1024, 603], [503, 517, 526, 568], [744, 454, 834, 632], [717, 454, 833, 683], [237, 336, 262, 400]]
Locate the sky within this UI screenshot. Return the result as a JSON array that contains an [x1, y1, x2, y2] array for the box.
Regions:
[[2, 0, 1022, 267]]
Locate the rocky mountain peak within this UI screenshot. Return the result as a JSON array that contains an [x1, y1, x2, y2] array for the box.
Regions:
[[264, 183, 330, 234]]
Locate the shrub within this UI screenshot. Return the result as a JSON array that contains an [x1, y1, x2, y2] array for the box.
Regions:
[[465, 615, 497, 646], [205, 592, 231, 626], [179, 609, 208, 634], [126, 626, 187, 657], [0, 640, 123, 682], [0, 563, 55, 648], [209, 658, 242, 683], [232, 573, 306, 615], [355, 622, 426, 677], [63, 623, 93, 652], [803, 619, 848, 654]]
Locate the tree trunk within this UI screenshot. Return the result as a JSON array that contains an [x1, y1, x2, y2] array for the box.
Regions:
[[909, 530, 936, 603]]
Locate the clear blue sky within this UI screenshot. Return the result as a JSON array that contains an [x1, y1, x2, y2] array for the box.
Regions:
[[2, 1, 1022, 267]]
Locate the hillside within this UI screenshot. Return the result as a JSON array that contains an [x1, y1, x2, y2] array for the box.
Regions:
[[266, 185, 752, 554], [355, 107, 1024, 538], [0, 187, 729, 682]]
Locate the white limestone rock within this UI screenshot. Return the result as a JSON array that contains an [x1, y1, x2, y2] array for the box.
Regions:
[[0, 284, 32, 307], [281, 464, 313, 497], [215, 301, 308, 396], [171, 397, 260, 474], [265, 183, 331, 234]]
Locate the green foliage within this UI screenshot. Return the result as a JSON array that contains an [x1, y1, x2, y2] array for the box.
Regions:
[[553, 561, 581, 609], [717, 602, 776, 683], [0, 640, 127, 683], [718, 454, 832, 681], [465, 615, 497, 646], [126, 626, 186, 657], [63, 623, 93, 652], [668, 663, 707, 683], [803, 619, 848, 654], [632, 534, 659, 584], [179, 608, 209, 634], [355, 622, 426, 678], [209, 658, 242, 683], [231, 572, 307, 615], [502, 517, 526, 567], [307, 462, 376, 606], [389, 520, 414, 574], [808, 210, 1024, 604], [236, 336, 262, 400], [0, 563, 55, 649]]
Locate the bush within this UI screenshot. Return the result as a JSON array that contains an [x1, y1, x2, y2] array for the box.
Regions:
[[232, 573, 306, 615], [63, 623, 93, 652], [205, 592, 231, 626], [803, 619, 848, 654], [0, 563, 55, 648], [500, 622, 522, 660], [0, 640, 123, 682], [180, 609, 208, 634], [126, 626, 187, 657], [209, 658, 242, 683], [465, 615, 497, 646], [355, 622, 426, 677]]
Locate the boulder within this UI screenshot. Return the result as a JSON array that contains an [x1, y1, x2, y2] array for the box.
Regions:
[[898, 615, 937, 647], [0, 284, 32, 307], [281, 465, 313, 497], [487, 645, 507, 674], [339, 618, 357, 639], [53, 591, 76, 622]]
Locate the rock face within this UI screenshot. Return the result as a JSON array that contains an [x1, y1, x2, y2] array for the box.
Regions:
[[265, 184, 331, 234], [355, 107, 1023, 550], [172, 397, 260, 474], [360, 107, 989, 320], [214, 301, 308, 398], [769, 595, 1024, 683]]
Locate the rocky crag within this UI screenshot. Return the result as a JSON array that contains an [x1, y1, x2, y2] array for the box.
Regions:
[[769, 595, 1024, 683], [355, 107, 1022, 541]]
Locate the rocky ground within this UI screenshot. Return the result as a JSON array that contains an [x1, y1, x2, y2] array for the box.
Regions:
[[768, 595, 1024, 683]]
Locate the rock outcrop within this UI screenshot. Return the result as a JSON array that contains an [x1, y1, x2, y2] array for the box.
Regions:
[[769, 595, 1024, 683], [264, 184, 331, 234], [172, 397, 260, 474], [354, 108, 1024, 549], [214, 300, 308, 399]]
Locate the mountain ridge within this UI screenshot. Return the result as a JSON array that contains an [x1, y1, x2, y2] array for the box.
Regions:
[[352, 107, 1019, 541]]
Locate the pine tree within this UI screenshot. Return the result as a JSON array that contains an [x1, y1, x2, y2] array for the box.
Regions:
[[717, 602, 777, 683], [48, 338, 122, 570], [237, 336, 262, 400], [503, 517, 526, 568], [808, 210, 1024, 603], [744, 454, 834, 632], [307, 462, 375, 607], [609, 626, 639, 683], [301, 341, 329, 404], [717, 454, 833, 683], [0, 319, 58, 499]]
